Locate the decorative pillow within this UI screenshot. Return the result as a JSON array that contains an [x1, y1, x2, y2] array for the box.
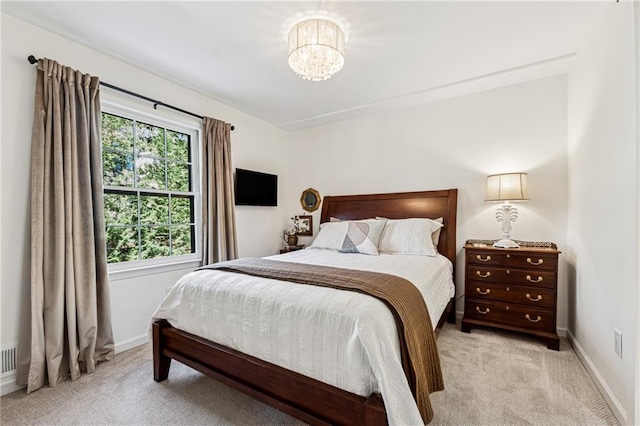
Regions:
[[309, 222, 350, 251], [377, 218, 443, 256], [339, 219, 387, 255]]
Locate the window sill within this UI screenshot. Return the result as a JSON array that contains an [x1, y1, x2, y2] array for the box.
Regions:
[[108, 258, 201, 281]]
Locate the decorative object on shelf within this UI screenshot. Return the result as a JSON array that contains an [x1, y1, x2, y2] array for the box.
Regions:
[[286, 235, 299, 246], [283, 216, 303, 246], [485, 172, 529, 248], [288, 18, 345, 81], [295, 215, 313, 236], [300, 188, 321, 212]]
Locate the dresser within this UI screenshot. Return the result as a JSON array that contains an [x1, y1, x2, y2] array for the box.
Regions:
[[461, 243, 560, 350]]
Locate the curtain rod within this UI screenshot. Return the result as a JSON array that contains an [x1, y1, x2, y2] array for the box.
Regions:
[[27, 55, 235, 131]]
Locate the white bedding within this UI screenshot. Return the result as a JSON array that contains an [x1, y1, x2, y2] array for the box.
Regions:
[[151, 248, 454, 426]]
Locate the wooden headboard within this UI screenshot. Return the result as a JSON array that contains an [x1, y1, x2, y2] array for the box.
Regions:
[[320, 189, 458, 266]]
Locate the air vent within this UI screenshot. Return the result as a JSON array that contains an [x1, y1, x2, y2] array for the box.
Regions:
[[2, 347, 17, 376]]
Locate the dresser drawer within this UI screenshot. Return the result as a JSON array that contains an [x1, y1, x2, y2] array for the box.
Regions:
[[467, 250, 557, 271], [466, 281, 555, 309], [465, 299, 555, 332], [466, 266, 556, 289]]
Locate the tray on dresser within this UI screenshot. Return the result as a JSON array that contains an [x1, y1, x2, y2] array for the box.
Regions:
[[465, 239, 557, 249]]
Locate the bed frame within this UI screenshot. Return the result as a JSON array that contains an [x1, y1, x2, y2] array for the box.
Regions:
[[153, 189, 458, 425]]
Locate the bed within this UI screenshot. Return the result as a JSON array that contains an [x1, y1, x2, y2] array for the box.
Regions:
[[152, 189, 458, 425]]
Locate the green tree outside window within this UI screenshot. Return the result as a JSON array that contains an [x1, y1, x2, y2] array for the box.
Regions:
[[102, 112, 196, 263]]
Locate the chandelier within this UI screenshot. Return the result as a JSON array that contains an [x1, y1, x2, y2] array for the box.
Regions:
[[287, 18, 345, 81]]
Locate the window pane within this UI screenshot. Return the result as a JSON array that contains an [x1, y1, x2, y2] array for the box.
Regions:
[[103, 150, 134, 187], [102, 113, 134, 152], [171, 225, 195, 255], [104, 193, 137, 225], [167, 130, 190, 162], [140, 195, 169, 225], [136, 122, 165, 158], [171, 196, 193, 224], [102, 109, 197, 265], [137, 155, 166, 190], [106, 226, 138, 263], [167, 162, 191, 191], [140, 226, 170, 259]]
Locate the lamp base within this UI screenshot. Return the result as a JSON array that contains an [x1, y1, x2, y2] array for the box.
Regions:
[[493, 238, 520, 249]]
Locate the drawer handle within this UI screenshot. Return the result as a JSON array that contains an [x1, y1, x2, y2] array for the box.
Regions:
[[527, 257, 544, 266], [476, 271, 491, 278], [476, 307, 490, 315], [476, 288, 491, 295], [526, 293, 542, 302], [476, 255, 491, 262], [525, 314, 542, 323], [526, 275, 543, 283]]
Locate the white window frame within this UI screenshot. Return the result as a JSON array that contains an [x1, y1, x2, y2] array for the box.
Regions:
[[101, 99, 202, 280]]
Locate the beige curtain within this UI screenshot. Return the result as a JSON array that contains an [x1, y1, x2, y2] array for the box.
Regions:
[[17, 58, 114, 393], [201, 117, 238, 264]]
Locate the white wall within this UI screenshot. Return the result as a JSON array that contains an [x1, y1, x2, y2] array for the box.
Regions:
[[566, 2, 638, 424], [1, 14, 288, 393], [636, 3, 640, 425], [288, 75, 569, 329]]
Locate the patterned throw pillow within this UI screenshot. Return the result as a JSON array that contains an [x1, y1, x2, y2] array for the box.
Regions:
[[339, 219, 387, 255]]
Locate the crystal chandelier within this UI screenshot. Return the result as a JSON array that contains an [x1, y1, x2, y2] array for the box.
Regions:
[[287, 18, 345, 81]]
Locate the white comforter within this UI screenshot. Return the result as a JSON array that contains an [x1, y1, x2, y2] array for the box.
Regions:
[[151, 248, 454, 425]]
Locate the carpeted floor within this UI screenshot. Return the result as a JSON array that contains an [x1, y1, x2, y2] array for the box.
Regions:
[[1, 322, 618, 425]]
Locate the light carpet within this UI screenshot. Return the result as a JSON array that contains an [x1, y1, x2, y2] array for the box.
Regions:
[[1, 322, 618, 425]]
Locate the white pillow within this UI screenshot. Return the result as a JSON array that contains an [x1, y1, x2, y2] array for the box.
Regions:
[[377, 216, 444, 252], [310, 219, 387, 255], [432, 217, 444, 251], [378, 218, 443, 256], [309, 222, 349, 251]]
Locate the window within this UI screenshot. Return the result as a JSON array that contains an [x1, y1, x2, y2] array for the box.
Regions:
[[101, 107, 199, 269]]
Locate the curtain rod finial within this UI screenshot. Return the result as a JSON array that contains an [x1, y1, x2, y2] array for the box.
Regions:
[[28, 55, 38, 65]]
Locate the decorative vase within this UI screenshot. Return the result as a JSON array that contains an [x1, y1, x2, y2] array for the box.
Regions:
[[286, 235, 298, 246]]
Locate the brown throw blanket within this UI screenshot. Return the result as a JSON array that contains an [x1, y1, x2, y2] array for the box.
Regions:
[[200, 258, 444, 424]]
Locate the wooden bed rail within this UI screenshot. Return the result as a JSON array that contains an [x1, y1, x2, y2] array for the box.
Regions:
[[153, 319, 388, 425]]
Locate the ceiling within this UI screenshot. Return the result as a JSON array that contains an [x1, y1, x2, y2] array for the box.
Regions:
[[2, 1, 606, 131]]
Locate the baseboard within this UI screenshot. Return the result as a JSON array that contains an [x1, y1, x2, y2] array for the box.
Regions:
[[114, 334, 148, 354], [1, 374, 25, 396], [566, 329, 627, 424]]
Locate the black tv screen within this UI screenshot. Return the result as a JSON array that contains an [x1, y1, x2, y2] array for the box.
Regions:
[[234, 168, 278, 206]]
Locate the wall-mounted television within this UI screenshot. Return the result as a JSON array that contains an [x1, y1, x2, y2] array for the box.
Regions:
[[234, 168, 278, 206]]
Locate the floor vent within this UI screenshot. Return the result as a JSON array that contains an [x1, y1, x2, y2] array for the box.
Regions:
[[2, 347, 17, 376]]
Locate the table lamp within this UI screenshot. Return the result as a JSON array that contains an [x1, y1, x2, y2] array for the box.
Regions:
[[485, 172, 529, 248]]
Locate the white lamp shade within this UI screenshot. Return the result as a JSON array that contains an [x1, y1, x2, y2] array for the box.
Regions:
[[485, 173, 529, 202], [288, 18, 345, 81]]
